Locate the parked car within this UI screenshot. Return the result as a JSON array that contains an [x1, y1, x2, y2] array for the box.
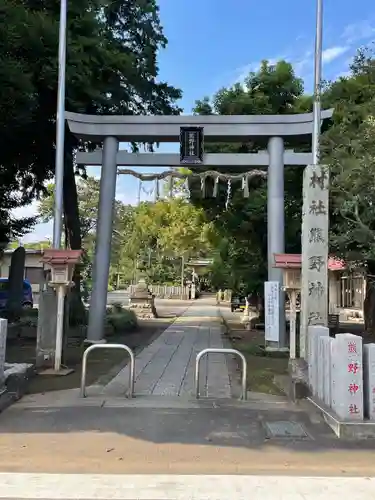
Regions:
[[0, 278, 34, 310], [231, 295, 246, 312]]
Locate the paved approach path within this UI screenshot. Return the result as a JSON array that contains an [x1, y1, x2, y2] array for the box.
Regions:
[[102, 298, 231, 398], [3, 298, 375, 483]]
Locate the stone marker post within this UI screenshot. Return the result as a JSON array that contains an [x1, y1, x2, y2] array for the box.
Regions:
[[321, 336, 332, 406], [363, 343, 375, 420], [300, 165, 329, 360], [307, 325, 329, 396], [0, 318, 8, 389], [317, 336, 325, 401], [36, 289, 58, 368], [331, 333, 363, 421]]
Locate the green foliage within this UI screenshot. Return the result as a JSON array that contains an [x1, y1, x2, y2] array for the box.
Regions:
[[38, 177, 138, 287], [0, 0, 181, 248], [193, 47, 375, 330], [106, 309, 138, 333], [120, 198, 213, 284], [38, 179, 212, 286], [192, 60, 307, 293], [127, 198, 212, 258], [39, 178, 103, 239], [8, 241, 51, 250], [322, 48, 375, 264]]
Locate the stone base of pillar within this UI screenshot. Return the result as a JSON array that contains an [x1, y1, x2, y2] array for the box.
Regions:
[[288, 358, 309, 400], [83, 338, 107, 345], [38, 367, 74, 376], [265, 341, 289, 353], [130, 303, 158, 319]]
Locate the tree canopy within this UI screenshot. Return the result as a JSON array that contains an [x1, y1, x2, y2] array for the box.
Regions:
[[4, 2, 375, 328], [190, 60, 307, 294], [38, 177, 213, 286], [188, 48, 375, 328], [0, 0, 181, 249]]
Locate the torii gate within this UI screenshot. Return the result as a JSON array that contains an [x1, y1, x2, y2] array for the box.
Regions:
[[65, 110, 333, 347]]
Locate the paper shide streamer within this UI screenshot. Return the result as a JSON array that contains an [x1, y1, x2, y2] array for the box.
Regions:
[[117, 168, 267, 203]]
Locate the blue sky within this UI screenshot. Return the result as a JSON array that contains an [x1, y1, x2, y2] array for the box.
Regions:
[[19, 0, 375, 242]]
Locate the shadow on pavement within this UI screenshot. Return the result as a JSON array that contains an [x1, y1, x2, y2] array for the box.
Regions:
[[1, 398, 375, 454]]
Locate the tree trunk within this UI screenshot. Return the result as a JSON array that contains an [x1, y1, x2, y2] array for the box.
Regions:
[[364, 260, 375, 334], [63, 145, 86, 327]]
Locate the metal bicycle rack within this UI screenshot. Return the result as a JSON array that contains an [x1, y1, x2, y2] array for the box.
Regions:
[[195, 348, 248, 400], [80, 344, 135, 398]]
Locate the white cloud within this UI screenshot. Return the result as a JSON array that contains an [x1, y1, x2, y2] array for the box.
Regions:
[[230, 17, 375, 91], [293, 50, 313, 76], [342, 19, 375, 44], [322, 46, 349, 64]]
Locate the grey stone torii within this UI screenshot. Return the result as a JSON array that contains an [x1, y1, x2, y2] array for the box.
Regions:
[[66, 110, 333, 345]]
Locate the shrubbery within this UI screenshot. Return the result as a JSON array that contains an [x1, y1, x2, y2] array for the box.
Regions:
[[105, 309, 138, 334]]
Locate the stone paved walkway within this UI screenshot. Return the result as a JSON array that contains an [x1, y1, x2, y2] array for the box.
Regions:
[[102, 299, 231, 398]]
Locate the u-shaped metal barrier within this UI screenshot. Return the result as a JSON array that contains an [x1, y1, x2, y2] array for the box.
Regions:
[[80, 344, 135, 398], [195, 348, 247, 400]]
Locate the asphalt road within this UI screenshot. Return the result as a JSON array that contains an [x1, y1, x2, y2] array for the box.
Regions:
[[32, 290, 191, 314], [33, 290, 133, 308], [106, 290, 131, 306]]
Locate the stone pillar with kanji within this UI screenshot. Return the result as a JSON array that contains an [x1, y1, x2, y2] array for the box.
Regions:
[[300, 165, 329, 360], [364, 343, 375, 420], [331, 333, 364, 421]]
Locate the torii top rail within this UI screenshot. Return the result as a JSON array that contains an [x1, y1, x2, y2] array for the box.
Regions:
[[66, 110, 333, 142]]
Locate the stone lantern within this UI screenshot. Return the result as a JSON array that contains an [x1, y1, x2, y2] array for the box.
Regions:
[[130, 278, 157, 318], [40, 249, 82, 372], [273, 254, 301, 359]]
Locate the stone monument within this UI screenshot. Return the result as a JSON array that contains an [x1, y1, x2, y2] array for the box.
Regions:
[[331, 333, 364, 421], [7, 246, 26, 321], [320, 336, 333, 406], [300, 165, 329, 359], [130, 279, 157, 319], [364, 343, 375, 420]]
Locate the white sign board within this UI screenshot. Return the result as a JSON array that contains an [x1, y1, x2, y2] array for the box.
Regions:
[[264, 281, 280, 342]]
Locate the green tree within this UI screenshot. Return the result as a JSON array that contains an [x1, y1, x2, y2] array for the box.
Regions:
[[38, 177, 137, 287], [1, 0, 181, 317], [0, 0, 181, 251], [191, 60, 307, 293], [126, 198, 212, 260], [39, 178, 105, 242], [322, 47, 375, 331]]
